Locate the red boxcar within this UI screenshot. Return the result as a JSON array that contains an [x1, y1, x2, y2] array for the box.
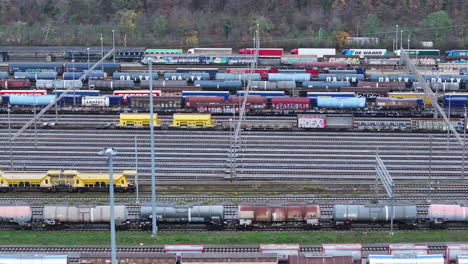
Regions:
[[271, 97, 310, 110], [239, 48, 284, 56], [0, 79, 32, 89], [225, 68, 271, 79], [228, 96, 268, 109], [185, 96, 225, 107], [375, 97, 420, 108], [357, 81, 406, 88], [194, 103, 251, 114]]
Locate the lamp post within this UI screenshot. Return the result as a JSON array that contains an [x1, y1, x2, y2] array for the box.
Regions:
[[134, 136, 139, 203], [100, 33, 104, 72], [146, 57, 158, 236], [87, 48, 90, 71], [7, 104, 12, 169], [112, 30, 116, 63], [98, 148, 118, 264]]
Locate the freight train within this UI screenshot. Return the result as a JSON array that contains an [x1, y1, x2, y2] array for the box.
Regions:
[[0, 203, 466, 231], [0, 170, 136, 192]]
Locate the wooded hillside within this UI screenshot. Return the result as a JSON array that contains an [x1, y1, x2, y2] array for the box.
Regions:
[[0, 0, 466, 49]]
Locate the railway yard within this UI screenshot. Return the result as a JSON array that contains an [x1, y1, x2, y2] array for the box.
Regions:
[[0, 46, 467, 264]]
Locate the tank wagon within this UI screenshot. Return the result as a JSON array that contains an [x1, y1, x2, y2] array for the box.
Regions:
[[64, 63, 120, 74], [427, 204, 468, 228], [8, 63, 64, 74], [43, 205, 128, 229], [14, 72, 57, 81], [0, 203, 467, 231], [113, 72, 158, 82], [332, 204, 418, 229], [0, 206, 32, 228], [237, 205, 321, 229], [140, 205, 225, 230]]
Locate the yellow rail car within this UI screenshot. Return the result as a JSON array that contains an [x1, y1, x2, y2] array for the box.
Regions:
[[388, 92, 432, 105], [119, 113, 161, 127], [0, 171, 53, 191], [71, 170, 135, 192], [172, 113, 215, 127], [0, 170, 135, 192]]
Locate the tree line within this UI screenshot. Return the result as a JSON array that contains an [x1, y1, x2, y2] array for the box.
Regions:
[[0, 0, 465, 50]]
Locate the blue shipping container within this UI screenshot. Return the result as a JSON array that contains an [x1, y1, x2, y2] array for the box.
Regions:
[[54, 90, 100, 96], [0, 72, 8, 79], [108, 95, 123, 106]]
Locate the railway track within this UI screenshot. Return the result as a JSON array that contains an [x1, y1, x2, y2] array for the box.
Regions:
[[1, 128, 467, 182], [0, 244, 446, 253], [0, 195, 465, 203]]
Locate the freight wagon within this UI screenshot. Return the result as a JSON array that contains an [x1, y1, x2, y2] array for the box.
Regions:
[[0, 79, 31, 89], [118, 113, 161, 127], [113, 72, 159, 82], [64, 63, 120, 74], [290, 48, 336, 58], [427, 204, 468, 228], [237, 205, 321, 229], [8, 63, 64, 74], [0, 170, 135, 192], [332, 205, 418, 229], [144, 48, 183, 55], [341, 49, 388, 58], [43, 205, 128, 229], [395, 49, 441, 56], [140, 205, 225, 230], [14, 72, 57, 81], [368, 254, 444, 264], [187, 48, 232, 55], [239, 48, 284, 57]]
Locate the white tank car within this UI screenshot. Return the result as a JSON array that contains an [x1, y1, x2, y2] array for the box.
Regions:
[[43, 205, 128, 223]]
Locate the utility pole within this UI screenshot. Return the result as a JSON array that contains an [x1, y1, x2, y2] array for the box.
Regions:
[[7, 104, 13, 170], [400, 30, 403, 53], [87, 48, 90, 71], [112, 30, 116, 63], [98, 148, 118, 264], [428, 135, 432, 202], [147, 57, 158, 236], [100, 33, 104, 72], [33, 95, 37, 149], [407, 32, 410, 49], [463, 107, 466, 180], [134, 136, 139, 203], [395, 25, 399, 51]]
